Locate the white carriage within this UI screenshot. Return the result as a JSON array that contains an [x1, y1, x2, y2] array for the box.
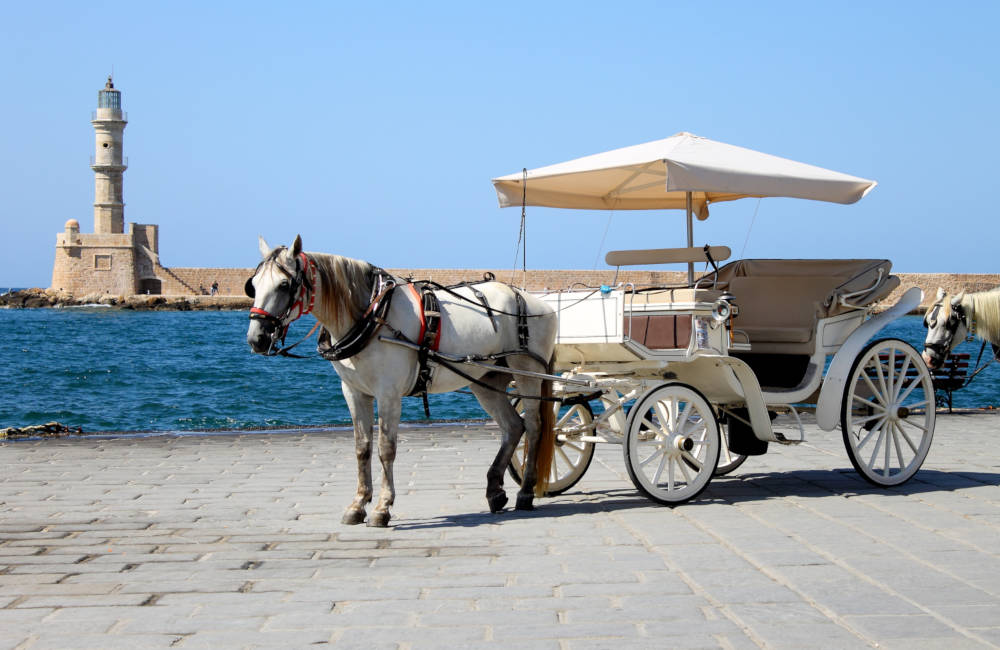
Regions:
[[496, 133, 936, 505]]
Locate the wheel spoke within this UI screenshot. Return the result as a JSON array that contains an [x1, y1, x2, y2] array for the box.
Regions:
[[677, 457, 693, 485], [681, 450, 703, 470], [640, 447, 665, 468], [887, 348, 896, 399], [855, 422, 881, 450], [655, 399, 676, 434], [652, 451, 668, 486], [896, 376, 924, 404], [556, 445, 572, 469], [667, 458, 676, 491], [893, 355, 911, 402], [854, 412, 885, 427], [892, 421, 908, 468], [675, 402, 692, 437], [563, 441, 586, 453], [896, 422, 920, 454], [900, 418, 930, 434], [873, 358, 890, 405], [641, 416, 663, 437], [860, 372, 885, 407], [853, 394, 886, 411], [884, 421, 891, 477], [867, 428, 886, 470]]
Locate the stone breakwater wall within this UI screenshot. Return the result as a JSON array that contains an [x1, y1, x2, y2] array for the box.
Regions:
[[155, 267, 253, 297], [6, 271, 1000, 312]]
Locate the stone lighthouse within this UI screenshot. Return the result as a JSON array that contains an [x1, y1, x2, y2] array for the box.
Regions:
[[51, 77, 163, 296], [91, 76, 127, 234], [51, 76, 246, 298]]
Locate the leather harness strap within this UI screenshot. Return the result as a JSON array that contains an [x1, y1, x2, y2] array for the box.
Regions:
[[317, 269, 396, 361], [406, 282, 443, 418]]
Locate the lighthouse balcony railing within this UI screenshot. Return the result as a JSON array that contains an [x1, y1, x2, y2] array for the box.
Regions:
[[90, 155, 128, 168]]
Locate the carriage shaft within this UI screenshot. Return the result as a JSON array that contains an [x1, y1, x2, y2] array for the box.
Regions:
[[377, 336, 595, 386]]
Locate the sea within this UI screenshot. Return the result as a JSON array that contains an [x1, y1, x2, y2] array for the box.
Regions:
[[2, 303, 999, 435]]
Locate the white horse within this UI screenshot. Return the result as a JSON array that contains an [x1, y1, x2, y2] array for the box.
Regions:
[[245, 236, 558, 527], [923, 287, 1000, 369]]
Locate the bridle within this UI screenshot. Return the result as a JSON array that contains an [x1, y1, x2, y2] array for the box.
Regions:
[[924, 299, 974, 365], [245, 250, 317, 354]]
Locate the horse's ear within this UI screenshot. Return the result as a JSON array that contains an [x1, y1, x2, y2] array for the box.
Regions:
[[952, 290, 966, 306], [258, 236, 272, 259], [291, 235, 302, 258], [936, 287, 946, 301]]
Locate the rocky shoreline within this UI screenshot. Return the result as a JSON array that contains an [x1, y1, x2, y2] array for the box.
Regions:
[[0, 288, 252, 310]]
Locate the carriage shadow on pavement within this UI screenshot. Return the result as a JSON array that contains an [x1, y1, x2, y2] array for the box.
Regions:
[[393, 469, 1000, 530]]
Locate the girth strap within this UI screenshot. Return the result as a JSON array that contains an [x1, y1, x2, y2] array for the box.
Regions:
[[515, 290, 530, 349], [406, 282, 443, 418]]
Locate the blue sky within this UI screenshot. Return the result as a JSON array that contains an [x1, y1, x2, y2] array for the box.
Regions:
[[2, 1, 997, 287]]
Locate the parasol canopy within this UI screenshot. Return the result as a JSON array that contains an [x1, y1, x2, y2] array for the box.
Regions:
[[492, 132, 876, 220]]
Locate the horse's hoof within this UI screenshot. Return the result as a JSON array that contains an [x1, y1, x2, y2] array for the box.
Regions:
[[515, 494, 535, 511], [488, 493, 508, 513], [341, 509, 366, 525], [367, 510, 391, 527]]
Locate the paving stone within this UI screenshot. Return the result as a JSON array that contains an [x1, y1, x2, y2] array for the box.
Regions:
[[1, 415, 999, 647]]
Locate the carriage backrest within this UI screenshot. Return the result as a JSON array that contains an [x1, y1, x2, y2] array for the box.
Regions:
[[705, 259, 899, 354], [605, 246, 731, 267]]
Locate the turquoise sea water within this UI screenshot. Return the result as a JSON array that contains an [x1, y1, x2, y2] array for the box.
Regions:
[[2, 308, 998, 434]]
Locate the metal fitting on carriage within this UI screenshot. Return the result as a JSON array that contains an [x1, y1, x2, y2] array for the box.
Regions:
[[711, 297, 734, 323]]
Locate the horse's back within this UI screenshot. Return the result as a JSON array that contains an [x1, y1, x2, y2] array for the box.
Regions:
[[433, 281, 555, 359]]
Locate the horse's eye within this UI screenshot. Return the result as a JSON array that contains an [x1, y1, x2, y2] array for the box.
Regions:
[[279, 280, 290, 290]]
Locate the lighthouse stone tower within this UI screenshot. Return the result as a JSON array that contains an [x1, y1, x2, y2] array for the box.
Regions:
[[92, 77, 127, 234], [51, 77, 162, 296]]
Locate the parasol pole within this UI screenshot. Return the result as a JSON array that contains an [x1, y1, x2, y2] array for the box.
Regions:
[[686, 191, 694, 285]]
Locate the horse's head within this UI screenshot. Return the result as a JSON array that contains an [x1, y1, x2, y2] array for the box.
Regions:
[[245, 234, 314, 355], [922, 287, 967, 369]]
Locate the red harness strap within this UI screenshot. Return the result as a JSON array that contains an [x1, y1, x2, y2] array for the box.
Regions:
[[406, 283, 442, 351], [287, 253, 317, 321]]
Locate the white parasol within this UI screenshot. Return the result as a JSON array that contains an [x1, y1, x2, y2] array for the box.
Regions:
[[492, 132, 877, 281]]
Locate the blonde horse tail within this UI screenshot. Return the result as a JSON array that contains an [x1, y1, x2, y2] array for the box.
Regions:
[[534, 374, 557, 498]]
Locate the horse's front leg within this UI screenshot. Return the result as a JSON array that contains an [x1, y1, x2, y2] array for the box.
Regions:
[[368, 396, 401, 527], [341, 383, 374, 525]]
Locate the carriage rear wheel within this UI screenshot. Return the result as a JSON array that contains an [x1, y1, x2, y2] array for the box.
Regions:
[[624, 383, 720, 505], [841, 338, 935, 486], [715, 422, 749, 476], [507, 401, 595, 496]]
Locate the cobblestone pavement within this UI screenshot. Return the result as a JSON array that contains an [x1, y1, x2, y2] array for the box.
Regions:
[[2, 412, 1000, 649]]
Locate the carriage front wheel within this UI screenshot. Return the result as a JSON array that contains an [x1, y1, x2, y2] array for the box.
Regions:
[[508, 401, 596, 496], [841, 338, 935, 486], [623, 383, 720, 505]]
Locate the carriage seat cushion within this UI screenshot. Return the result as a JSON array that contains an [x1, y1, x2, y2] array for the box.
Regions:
[[728, 276, 832, 347]]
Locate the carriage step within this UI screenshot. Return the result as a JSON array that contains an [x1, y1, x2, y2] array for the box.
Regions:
[[773, 431, 804, 445]]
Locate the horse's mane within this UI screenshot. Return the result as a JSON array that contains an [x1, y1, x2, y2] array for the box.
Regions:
[[967, 288, 1000, 344], [310, 253, 375, 328]]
